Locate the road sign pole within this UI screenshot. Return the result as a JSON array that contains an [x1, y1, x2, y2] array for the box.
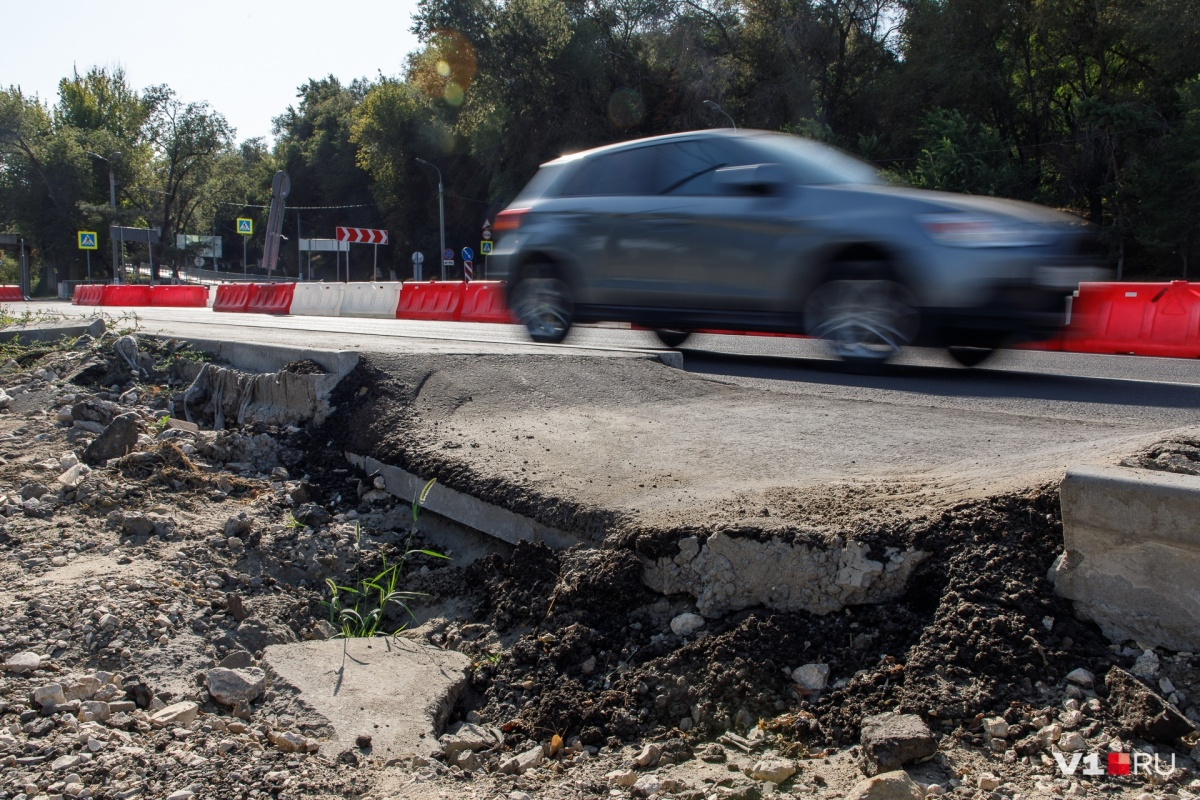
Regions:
[[86, 251, 91, 280], [243, 237, 247, 276], [373, 243, 378, 282]]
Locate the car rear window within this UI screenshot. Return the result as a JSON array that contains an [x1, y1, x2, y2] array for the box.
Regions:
[[513, 162, 568, 203]]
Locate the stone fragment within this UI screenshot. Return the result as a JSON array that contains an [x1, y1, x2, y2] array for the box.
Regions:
[[500, 744, 545, 775], [631, 775, 662, 798], [607, 770, 638, 787], [748, 756, 797, 783], [1131, 650, 1161, 680], [268, 730, 309, 753], [4, 651, 41, 673], [1105, 667, 1196, 743], [632, 742, 662, 768], [1065, 668, 1094, 687], [793, 663, 830, 693], [846, 771, 925, 800], [982, 717, 1009, 740], [439, 722, 501, 757], [32, 683, 67, 708], [206, 667, 266, 706], [860, 713, 937, 776], [83, 412, 141, 465], [150, 701, 199, 728], [79, 701, 111, 722], [1058, 731, 1086, 752], [978, 774, 1002, 791], [670, 613, 706, 637]]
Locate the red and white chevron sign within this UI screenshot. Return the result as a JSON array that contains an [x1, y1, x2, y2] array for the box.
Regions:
[[335, 226, 388, 245]]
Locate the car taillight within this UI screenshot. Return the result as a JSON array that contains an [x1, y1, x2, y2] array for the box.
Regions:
[[493, 207, 529, 233]]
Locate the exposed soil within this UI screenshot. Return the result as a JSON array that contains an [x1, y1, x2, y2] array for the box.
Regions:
[[0, 333, 1196, 800]]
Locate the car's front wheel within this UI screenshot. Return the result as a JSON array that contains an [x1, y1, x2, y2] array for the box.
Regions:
[[804, 268, 919, 364], [510, 266, 574, 344], [653, 328, 691, 348]]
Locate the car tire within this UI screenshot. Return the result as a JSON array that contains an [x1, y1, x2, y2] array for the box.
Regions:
[[511, 265, 573, 344], [947, 346, 996, 367], [804, 264, 919, 364], [653, 328, 691, 348]]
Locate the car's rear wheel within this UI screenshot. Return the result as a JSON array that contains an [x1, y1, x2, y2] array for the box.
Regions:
[[510, 264, 573, 344], [653, 328, 691, 348], [804, 264, 919, 364]]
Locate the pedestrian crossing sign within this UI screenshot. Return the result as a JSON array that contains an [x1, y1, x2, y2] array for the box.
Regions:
[[78, 231, 98, 250], [237, 218, 253, 235], [480, 240, 493, 255]]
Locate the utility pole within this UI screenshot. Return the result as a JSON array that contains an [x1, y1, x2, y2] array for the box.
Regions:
[[415, 158, 446, 281], [86, 151, 121, 283]]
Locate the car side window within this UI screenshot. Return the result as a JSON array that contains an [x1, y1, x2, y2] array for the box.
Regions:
[[654, 140, 757, 196], [557, 147, 661, 196]]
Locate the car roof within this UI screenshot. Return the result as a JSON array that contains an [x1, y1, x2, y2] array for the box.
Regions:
[[543, 129, 763, 167]]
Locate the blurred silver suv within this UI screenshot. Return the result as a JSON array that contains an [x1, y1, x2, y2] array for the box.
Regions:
[[492, 130, 1105, 364]]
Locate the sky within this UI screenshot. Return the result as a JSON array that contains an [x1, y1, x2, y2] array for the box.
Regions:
[[0, 0, 424, 143]]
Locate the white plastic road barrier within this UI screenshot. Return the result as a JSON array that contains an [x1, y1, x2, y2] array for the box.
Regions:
[[339, 282, 403, 318], [290, 283, 345, 317]]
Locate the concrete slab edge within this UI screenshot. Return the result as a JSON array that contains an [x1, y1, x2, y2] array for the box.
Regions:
[[1055, 464, 1200, 652], [146, 335, 360, 379], [346, 452, 579, 550]]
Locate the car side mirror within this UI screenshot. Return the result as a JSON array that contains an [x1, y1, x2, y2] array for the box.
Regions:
[[714, 163, 788, 194]]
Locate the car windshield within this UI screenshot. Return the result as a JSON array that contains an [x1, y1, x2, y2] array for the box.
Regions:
[[750, 133, 883, 185]]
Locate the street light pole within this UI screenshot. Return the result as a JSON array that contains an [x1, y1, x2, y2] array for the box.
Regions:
[[87, 151, 121, 283], [415, 158, 446, 281], [703, 100, 737, 130]]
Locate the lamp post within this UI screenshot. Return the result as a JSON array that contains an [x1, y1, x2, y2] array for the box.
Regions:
[[703, 100, 737, 130], [415, 158, 446, 280], [86, 151, 121, 283]]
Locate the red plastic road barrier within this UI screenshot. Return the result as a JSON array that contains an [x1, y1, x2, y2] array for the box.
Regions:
[[0, 286, 23, 302], [459, 281, 517, 324], [1061, 281, 1200, 358], [72, 285, 104, 305], [149, 285, 207, 307], [396, 281, 464, 321], [100, 285, 151, 306], [246, 282, 295, 314], [212, 283, 257, 312]]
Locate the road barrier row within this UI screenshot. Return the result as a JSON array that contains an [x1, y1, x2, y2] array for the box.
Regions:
[[67, 279, 1200, 358]]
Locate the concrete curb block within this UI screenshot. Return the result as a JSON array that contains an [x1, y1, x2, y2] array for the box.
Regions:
[[0, 318, 105, 345], [1055, 465, 1200, 651], [346, 453, 578, 550]]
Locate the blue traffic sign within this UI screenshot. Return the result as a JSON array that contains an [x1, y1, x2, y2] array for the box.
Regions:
[[461, 246, 474, 262], [77, 231, 98, 250], [443, 248, 454, 261]]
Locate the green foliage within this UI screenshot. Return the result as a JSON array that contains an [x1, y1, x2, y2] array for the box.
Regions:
[[904, 109, 1028, 198], [321, 479, 448, 638]]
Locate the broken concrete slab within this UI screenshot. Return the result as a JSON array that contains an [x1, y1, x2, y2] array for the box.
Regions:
[[0, 317, 104, 345], [643, 533, 927, 617], [1104, 666, 1197, 744], [859, 713, 937, 776], [1054, 465, 1200, 651], [262, 637, 471, 761], [347, 453, 578, 549]]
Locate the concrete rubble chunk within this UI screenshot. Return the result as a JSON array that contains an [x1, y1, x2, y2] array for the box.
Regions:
[[82, 412, 141, 466], [793, 663, 831, 693], [1065, 668, 1094, 686], [606, 770, 638, 787], [669, 612, 705, 637], [1104, 666, 1196, 743], [846, 771, 925, 800], [1055, 465, 1200, 651], [632, 742, 662, 768], [438, 722, 502, 757], [269, 730, 317, 753], [4, 651, 42, 673], [500, 744, 545, 775], [32, 683, 67, 708], [860, 713, 937, 776], [263, 637, 469, 760], [748, 756, 797, 783], [150, 701, 199, 728], [206, 667, 266, 706]]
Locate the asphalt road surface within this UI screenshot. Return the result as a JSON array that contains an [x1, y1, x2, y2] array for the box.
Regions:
[[20, 299, 1200, 532]]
